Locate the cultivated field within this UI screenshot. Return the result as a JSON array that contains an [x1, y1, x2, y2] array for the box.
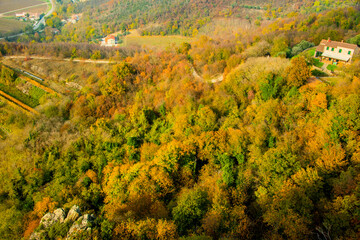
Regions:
[[0, 0, 45, 14], [0, 18, 28, 33], [3, 4, 48, 17]]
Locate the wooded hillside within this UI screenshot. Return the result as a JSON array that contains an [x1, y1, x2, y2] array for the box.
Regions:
[[0, 0, 360, 239]]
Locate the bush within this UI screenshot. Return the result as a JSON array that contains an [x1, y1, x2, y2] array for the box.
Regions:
[[311, 58, 324, 68], [291, 40, 315, 56], [327, 64, 338, 71], [44, 105, 59, 118], [312, 69, 328, 77], [47, 221, 72, 240]]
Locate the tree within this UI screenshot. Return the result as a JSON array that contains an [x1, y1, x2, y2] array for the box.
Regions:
[[91, 50, 102, 60], [0, 66, 16, 85], [285, 56, 311, 87], [70, 47, 77, 59], [270, 36, 289, 57], [291, 40, 315, 56], [173, 188, 210, 235]]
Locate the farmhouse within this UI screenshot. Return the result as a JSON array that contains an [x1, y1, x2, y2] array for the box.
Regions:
[[101, 35, 116, 47], [314, 38, 359, 65]]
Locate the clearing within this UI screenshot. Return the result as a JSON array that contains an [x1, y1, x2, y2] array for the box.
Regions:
[[116, 30, 193, 49]]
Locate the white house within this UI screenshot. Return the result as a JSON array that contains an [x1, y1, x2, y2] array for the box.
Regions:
[[314, 38, 359, 65]]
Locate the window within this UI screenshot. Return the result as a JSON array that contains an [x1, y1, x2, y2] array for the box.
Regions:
[[331, 48, 334, 51], [326, 47, 329, 50], [348, 51, 352, 55], [339, 49, 342, 53]]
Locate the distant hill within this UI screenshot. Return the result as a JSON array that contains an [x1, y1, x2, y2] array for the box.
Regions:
[[65, 0, 355, 38]]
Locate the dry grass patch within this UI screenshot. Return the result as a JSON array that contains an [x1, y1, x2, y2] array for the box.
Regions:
[[121, 35, 193, 49]]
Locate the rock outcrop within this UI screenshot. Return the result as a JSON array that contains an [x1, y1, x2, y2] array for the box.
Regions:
[[65, 205, 81, 222], [29, 205, 95, 240], [66, 214, 95, 239], [39, 208, 66, 228]]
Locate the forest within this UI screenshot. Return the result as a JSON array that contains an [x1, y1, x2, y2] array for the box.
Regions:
[[0, 0, 360, 240]]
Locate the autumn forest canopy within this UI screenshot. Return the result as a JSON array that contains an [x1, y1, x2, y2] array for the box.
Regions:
[[0, 0, 360, 240]]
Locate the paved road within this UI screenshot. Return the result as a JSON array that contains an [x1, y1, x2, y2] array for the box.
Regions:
[[33, 0, 56, 30]]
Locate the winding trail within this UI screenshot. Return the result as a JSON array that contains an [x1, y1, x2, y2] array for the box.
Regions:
[[5, 55, 225, 82]]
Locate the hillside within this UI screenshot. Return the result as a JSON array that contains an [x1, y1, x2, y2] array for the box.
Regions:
[[0, 0, 360, 240]]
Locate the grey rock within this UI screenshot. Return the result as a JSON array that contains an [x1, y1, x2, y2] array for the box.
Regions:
[[65, 205, 81, 222], [66, 214, 95, 239], [53, 208, 66, 222], [40, 208, 65, 228]]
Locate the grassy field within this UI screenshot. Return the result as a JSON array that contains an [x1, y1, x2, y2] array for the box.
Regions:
[[0, 0, 44, 14], [0, 18, 28, 33], [121, 35, 194, 49]]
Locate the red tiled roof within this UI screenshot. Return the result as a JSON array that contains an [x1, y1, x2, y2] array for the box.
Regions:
[[105, 35, 115, 40], [316, 45, 325, 52]]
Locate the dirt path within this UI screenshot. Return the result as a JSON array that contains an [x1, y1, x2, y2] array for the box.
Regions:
[[4, 55, 119, 64], [0, 90, 39, 114]]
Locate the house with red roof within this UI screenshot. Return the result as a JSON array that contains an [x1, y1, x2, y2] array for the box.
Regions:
[[101, 35, 116, 47]]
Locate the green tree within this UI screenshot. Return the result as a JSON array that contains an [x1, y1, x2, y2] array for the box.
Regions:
[[71, 47, 77, 60], [91, 50, 102, 60], [173, 188, 210, 235], [0, 66, 16, 85]]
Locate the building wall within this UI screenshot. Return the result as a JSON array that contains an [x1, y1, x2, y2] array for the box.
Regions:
[[107, 39, 115, 45], [323, 45, 355, 58]]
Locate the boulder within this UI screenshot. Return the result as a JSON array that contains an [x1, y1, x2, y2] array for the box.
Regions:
[[53, 208, 66, 222], [66, 214, 95, 239], [65, 205, 81, 222], [40, 208, 65, 228]]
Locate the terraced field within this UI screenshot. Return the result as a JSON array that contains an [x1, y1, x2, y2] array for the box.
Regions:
[[0, 63, 56, 115]]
